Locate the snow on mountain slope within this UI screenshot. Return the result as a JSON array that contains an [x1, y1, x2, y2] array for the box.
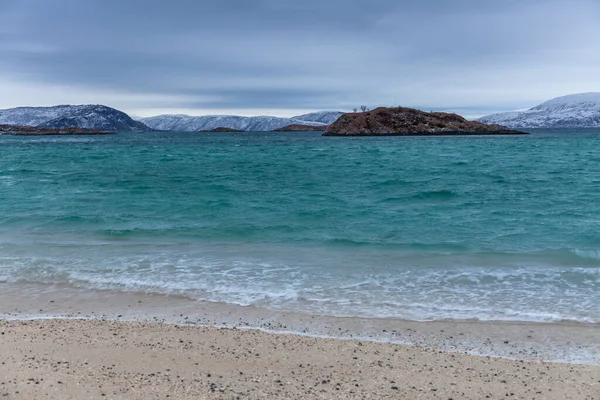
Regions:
[[140, 113, 341, 132], [0, 105, 150, 132], [0, 105, 81, 127], [291, 111, 344, 125], [478, 93, 600, 128], [37, 105, 149, 132]]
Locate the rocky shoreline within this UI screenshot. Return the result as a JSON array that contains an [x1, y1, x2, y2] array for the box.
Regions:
[[324, 107, 527, 136], [273, 124, 327, 132], [0, 124, 114, 135], [202, 127, 246, 132]]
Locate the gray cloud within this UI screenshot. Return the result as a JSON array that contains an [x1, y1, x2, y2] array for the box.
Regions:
[[1, 0, 599, 116]]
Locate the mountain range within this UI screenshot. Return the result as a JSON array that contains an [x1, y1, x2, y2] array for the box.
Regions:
[[1, 93, 599, 133], [0, 105, 343, 132], [138, 111, 343, 132], [478, 93, 600, 128]]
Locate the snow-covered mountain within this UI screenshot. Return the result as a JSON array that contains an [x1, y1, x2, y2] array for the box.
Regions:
[[478, 93, 600, 128], [140, 111, 343, 132], [0, 106, 344, 132], [140, 115, 310, 132], [291, 111, 344, 125], [0, 105, 149, 132]]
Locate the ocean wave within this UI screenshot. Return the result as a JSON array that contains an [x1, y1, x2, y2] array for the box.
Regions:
[[320, 239, 469, 251], [366, 178, 411, 188], [573, 249, 600, 260], [409, 189, 459, 201], [451, 161, 469, 166], [1, 248, 598, 324]]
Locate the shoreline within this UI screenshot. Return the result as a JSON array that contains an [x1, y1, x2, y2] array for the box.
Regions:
[[2, 282, 599, 366]]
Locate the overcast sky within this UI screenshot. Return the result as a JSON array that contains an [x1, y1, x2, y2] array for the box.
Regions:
[[1, 0, 599, 117]]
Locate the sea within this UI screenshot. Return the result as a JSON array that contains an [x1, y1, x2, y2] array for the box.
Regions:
[[1, 130, 599, 327]]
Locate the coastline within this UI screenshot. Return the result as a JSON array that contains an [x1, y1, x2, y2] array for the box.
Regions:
[[2, 283, 599, 398], [2, 282, 599, 366]]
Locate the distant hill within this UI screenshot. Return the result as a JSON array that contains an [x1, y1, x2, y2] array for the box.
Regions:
[[478, 93, 600, 128], [324, 107, 526, 136], [0, 105, 150, 132], [140, 111, 343, 132]]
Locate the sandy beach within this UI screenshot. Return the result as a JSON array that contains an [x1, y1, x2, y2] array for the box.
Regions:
[[1, 284, 599, 399], [0, 318, 598, 400]]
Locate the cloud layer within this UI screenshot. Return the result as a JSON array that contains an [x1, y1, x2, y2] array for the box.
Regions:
[[1, 0, 599, 117]]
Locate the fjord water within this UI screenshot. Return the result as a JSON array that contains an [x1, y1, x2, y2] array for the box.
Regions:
[[1, 131, 599, 324]]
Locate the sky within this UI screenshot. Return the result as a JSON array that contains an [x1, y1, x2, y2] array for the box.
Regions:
[[1, 0, 599, 118]]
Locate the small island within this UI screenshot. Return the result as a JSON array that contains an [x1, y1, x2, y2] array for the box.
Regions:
[[273, 124, 327, 132], [0, 124, 114, 135], [323, 107, 527, 136], [201, 127, 245, 133]]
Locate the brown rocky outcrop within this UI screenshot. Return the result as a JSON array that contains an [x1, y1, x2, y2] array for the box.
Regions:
[[273, 124, 327, 132], [323, 107, 527, 136], [0, 124, 114, 135]]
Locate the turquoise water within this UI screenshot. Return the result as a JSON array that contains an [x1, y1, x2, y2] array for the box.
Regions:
[[1, 131, 599, 322]]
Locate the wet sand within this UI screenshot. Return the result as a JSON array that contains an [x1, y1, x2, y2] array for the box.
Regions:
[[1, 318, 599, 400]]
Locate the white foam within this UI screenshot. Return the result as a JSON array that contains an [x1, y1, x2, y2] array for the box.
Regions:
[[574, 249, 600, 260], [1, 245, 599, 324]]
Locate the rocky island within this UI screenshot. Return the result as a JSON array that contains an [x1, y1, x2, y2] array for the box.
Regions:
[[203, 127, 245, 132], [273, 124, 327, 132], [323, 107, 527, 136], [0, 124, 114, 135]]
